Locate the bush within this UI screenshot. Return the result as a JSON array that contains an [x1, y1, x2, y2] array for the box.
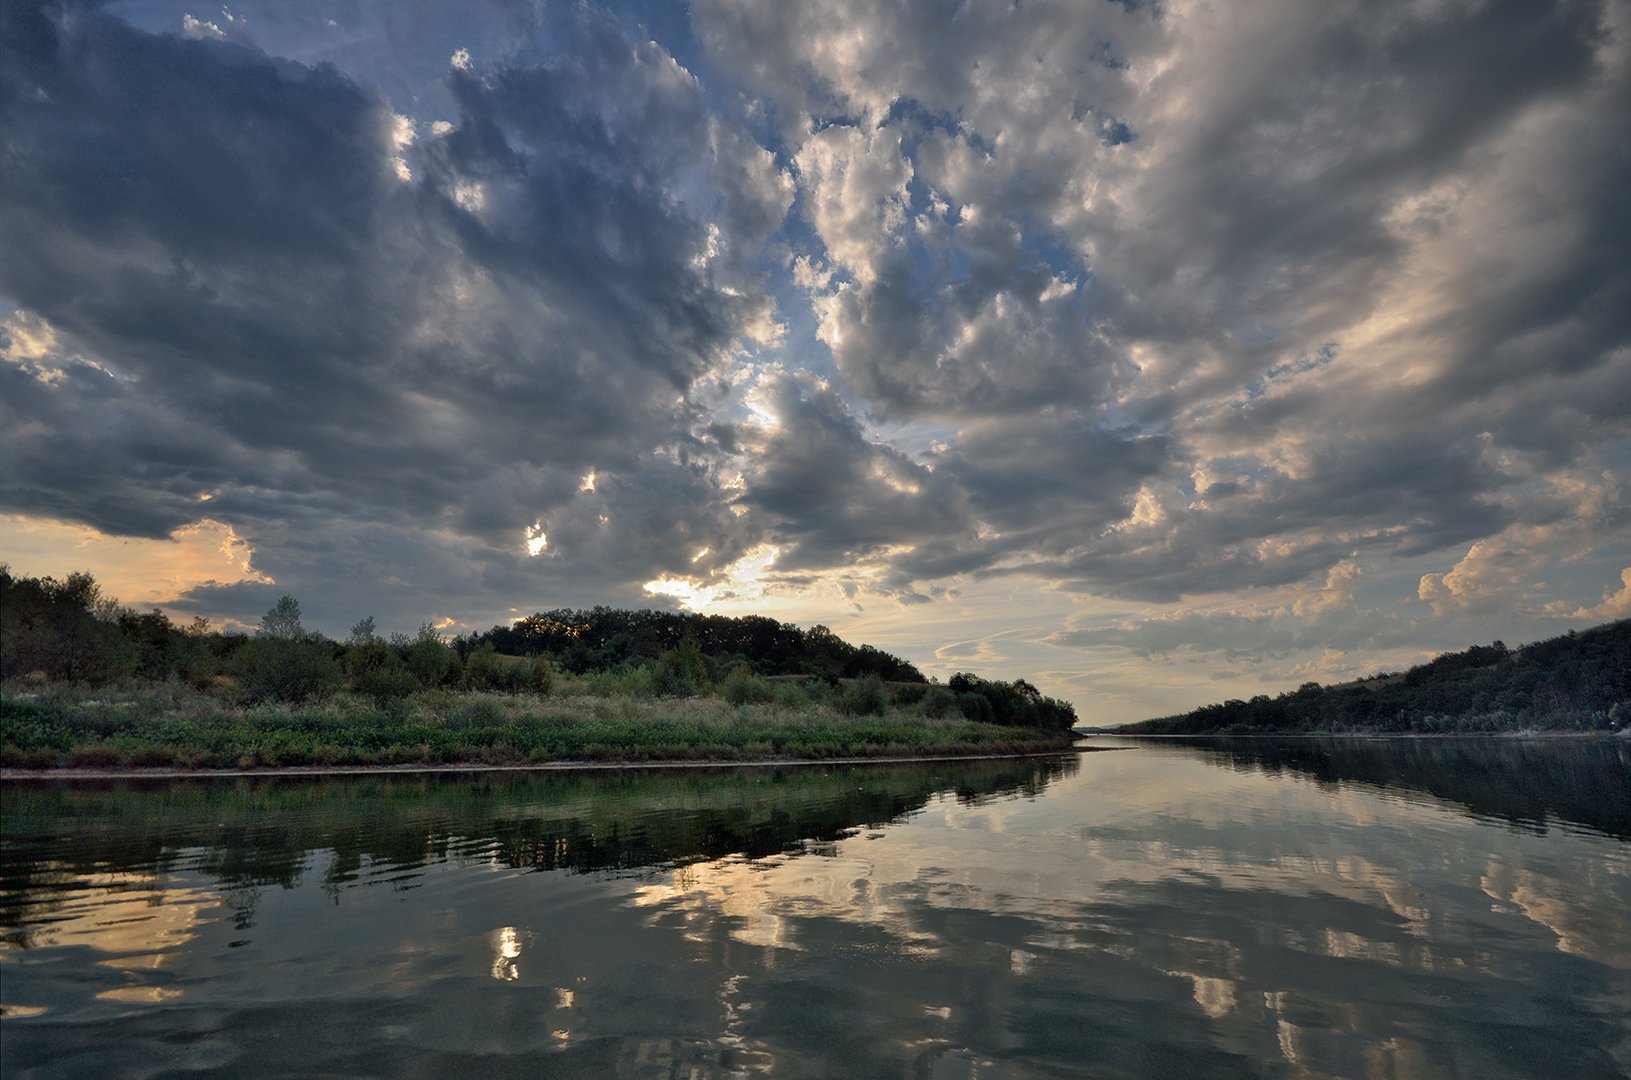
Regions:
[[772, 681, 811, 709], [0, 569, 133, 685], [652, 638, 710, 697], [523, 655, 554, 696], [839, 675, 890, 716], [921, 685, 958, 719], [955, 691, 995, 724], [354, 653, 419, 709], [585, 666, 654, 697], [66, 744, 126, 768], [893, 683, 927, 706], [231, 637, 342, 705], [403, 626, 455, 689], [462, 646, 550, 695], [464, 645, 504, 691], [722, 665, 775, 706]]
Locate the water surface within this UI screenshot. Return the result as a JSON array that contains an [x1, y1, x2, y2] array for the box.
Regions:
[[2, 740, 1627, 1078]]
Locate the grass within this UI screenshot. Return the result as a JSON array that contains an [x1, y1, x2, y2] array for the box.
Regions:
[[0, 680, 1073, 770]]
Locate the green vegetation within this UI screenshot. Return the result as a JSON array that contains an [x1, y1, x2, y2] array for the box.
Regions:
[[0, 566, 1077, 768], [1119, 620, 1630, 735]]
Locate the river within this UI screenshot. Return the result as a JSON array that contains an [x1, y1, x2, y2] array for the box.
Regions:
[[2, 736, 1627, 1078]]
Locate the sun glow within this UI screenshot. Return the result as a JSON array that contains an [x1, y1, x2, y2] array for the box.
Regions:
[[525, 521, 548, 556], [0, 514, 270, 608], [644, 544, 781, 611]]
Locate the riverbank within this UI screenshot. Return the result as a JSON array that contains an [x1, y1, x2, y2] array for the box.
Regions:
[[0, 745, 1103, 781], [1, 681, 1076, 772], [1098, 729, 1628, 740]]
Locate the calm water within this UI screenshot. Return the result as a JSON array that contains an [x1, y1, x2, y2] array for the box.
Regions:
[[2, 738, 1627, 1078]]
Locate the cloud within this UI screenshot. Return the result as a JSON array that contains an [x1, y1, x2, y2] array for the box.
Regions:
[[0, 513, 269, 611], [1552, 567, 1631, 622], [1, 0, 1626, 712], [0, 1, 785, 630], [732, 370, 971, 580]]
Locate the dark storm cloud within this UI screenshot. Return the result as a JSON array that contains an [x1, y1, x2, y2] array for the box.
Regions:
[[936, 418, 1168, 551], [813, 242, 1121, 422], [0, 1, 785, 626], [736, 371, 971, 575], [1092, 0, 1615, 408]]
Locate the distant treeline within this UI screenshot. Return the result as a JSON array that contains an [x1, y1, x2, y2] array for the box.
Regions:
[[1120, 620, 1630, 735]]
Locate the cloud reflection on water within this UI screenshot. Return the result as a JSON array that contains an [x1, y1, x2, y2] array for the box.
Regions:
[[1, 747, 1627, 1077]]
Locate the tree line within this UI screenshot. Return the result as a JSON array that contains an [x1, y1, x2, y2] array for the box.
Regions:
[[461, 606, 926, 683], [1119, 620, 1630, 735], [0, 567, 1076, 731]]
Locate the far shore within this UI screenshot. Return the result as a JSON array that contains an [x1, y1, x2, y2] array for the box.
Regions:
[[0, 744, 1110, 782], [1091, 729, 1628, 740]]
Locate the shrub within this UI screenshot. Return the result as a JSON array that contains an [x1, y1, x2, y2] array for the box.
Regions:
[[722, 665, 775, 706], [449, 696, 504, 730], [772, 681, 811, 709], [354, 653, 419, 710], [464, 645, 504, 691], [587, 666, 654, 697], [921, 685, 958, 719], [523, 655, 554, 696], [955, 691, 995, 724], [461, 646, 549, 695], [652, 638, 710, 697], [0, 747, 60, 769], [838, 675, 889, 716], [129, 746, 182, 768], [231, 637, 343, 705], [893, 682, 927, 706], [403, 626, 455, 689]]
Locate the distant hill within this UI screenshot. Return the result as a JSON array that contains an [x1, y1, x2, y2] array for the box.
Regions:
[[1117, 620, 1631, 735]]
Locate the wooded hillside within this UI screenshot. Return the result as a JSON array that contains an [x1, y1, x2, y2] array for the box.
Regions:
[[1118, 620, 1630, 734]]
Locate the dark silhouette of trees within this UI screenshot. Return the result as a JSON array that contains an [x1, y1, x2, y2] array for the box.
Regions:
[[463, 606, 926, 684], [1, 567, 131, 684], [948, 673, 1078, 731], [1121, 621, 1630, 734]]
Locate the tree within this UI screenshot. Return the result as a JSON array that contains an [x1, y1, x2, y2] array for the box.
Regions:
[[234, 595, 340, 703], [403, 624, 453, 689], [0, 567, 132, 684], [652, 636, 710, 697], [232, 636, 341, 704], [259, 596, 306, 639]]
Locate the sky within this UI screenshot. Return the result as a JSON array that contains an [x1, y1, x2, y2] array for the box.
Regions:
[[1, 0, 1628, 724]]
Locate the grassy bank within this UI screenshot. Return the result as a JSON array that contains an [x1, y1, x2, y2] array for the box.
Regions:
[[0, 680, 1073, 770]]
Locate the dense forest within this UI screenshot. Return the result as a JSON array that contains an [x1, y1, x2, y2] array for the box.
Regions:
[[1118, 620, 1631, 735]]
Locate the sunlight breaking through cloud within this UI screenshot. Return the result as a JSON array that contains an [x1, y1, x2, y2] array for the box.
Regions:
[[644, 544, 782, 612]]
